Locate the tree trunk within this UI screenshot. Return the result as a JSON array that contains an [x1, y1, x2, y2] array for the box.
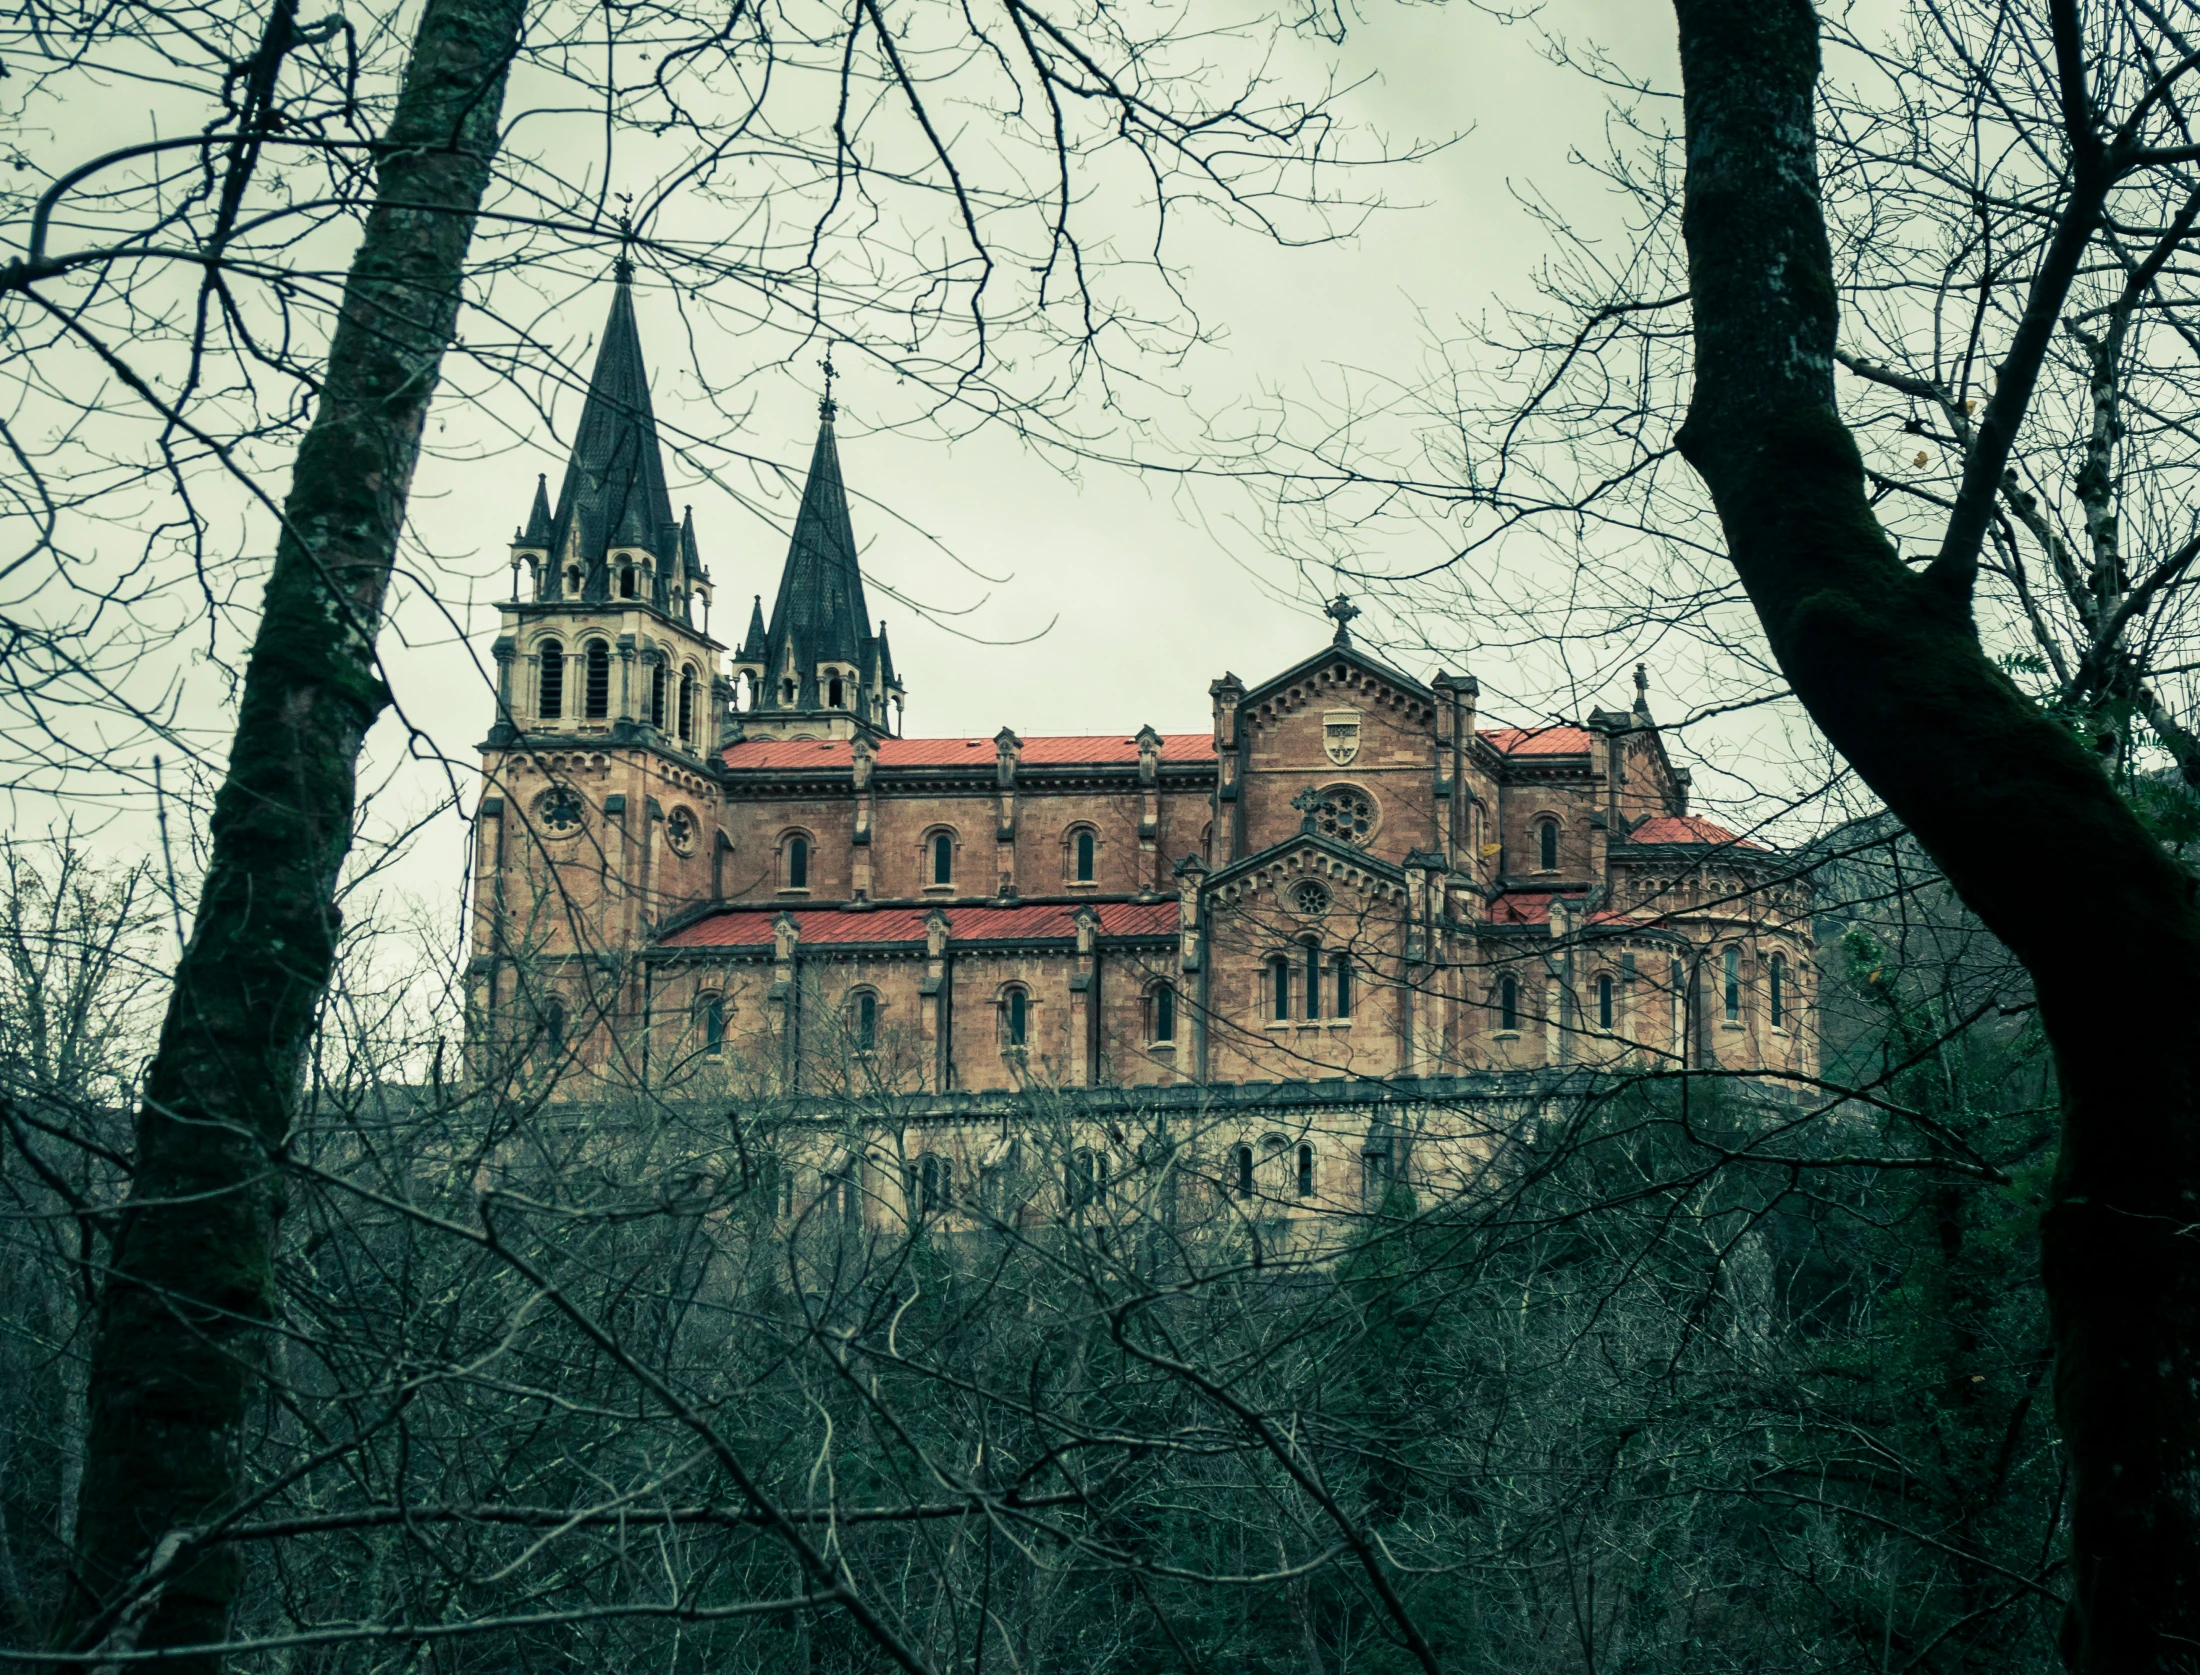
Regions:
[[52, 0, 526, 1663], [1667, 2, 2200, 1668]]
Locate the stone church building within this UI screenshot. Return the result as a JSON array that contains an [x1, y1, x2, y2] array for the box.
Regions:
[[469, 274, 1815, 1222]]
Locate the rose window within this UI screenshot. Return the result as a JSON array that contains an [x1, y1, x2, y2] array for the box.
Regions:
[[534, 786, 586, 835], [1291, 880, 1331, 915], [1317, 786, 1375, 846], [665, 807, 697, 856]]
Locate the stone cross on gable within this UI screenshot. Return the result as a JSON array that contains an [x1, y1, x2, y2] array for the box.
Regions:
[[1291, 786, 1324, 833], [1325, 592, 1360, 644]]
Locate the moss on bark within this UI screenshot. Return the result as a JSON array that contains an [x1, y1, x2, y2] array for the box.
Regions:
[[1671, 3, 2200, 1668], [51, 1, 528, 1666]]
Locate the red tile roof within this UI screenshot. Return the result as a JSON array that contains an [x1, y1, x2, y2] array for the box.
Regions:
[[1628, 815, 1762, 849], [1486, 891, 1670, 929], [1480, 724, 1594, 756], [720, 734, 1215, 771], [660, 900, 1180, 949], [1488, 891, 1568, 925]]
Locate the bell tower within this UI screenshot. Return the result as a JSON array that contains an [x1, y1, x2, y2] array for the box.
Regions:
[[474, 263, 730, 1083]]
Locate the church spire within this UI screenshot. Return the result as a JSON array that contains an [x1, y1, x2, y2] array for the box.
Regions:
[[758, 403, 882, 719], [543, 264, 678, 597]]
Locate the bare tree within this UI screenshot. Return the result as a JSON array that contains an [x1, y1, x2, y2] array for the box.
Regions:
[[1218, 0, 2200, 1664]]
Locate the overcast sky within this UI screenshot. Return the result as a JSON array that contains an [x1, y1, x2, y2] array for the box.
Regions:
[[336, 4, 1701, 921], [5, 4, 1722, 929]]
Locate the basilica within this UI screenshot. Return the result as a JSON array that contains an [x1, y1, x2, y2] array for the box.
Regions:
[[469, 272, 1815, 1219]]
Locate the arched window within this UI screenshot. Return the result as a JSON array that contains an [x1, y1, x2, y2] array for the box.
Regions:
[[1303, 941, 1322, 1021], [1769, 953, 1788, 1028], [1231, 1144, 1254, 1200], [1362, 1128, 1393, 1204], [827, 675, 845, 708], [826, 1161, 863, 1227], [583, 639, 610, 719], [1067, 1147, 1106, 1209], [696, 993, 725, 1055], [537, 640, 565, 721], [1538, 819, 1559, 872], [1497, 974, 1519, 1033], [1151, 982, 1176, 1044], [781, 677, 797, 705], [1723, 945, 1742, 1022], [931, 832, 955, 887], [564, 563, 582, 597], [1331, 954, 1352, 1020], [1597, 972, 1615, 1031], [1004, 987, 1029, 1049], [1296, 1143, 1314, 1198], [649, 661, 667, 729], [917, 1154, 952, 1213], [1268, 957, 1290, 1022], [1074, 828, 1096, 883], [851, 989, 878, 1051], [678, 667, 697, 742], [619, 564, 637, 599], [784, 834, 809, 892], [543, 999, 567, 1056]]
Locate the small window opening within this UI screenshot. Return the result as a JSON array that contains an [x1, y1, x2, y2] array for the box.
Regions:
[[1498, 974, 1519, 1033], [678, 669, 696, 743], [918, 1154, 951, 1213], [1724, 946, 1742, 1022], [1232, 1144, 1254, 1200], [782, 678, 797, 705], [1769, 954, 1787, 1028], [1075, 829, 1095, 883], [538, 641, 564, 720], [1538, 820, 1559, 871], [1068, 1147, 1106, 1210], [699, 993, 725, 1055], [855, 991, 877, 1051], [1269, 958, 1290, 1022], [932, 833, 954, 887], [1332, 955, 1352, 1020], [828, 675, 844, 708], [544, 999, 567, 1056], [583, 640, 610, 720], [1296, 1144, 1314, 1198], [1006, 988, 1028, 1048], [1597, 973, 1615, 1030], [1152, 983, 1175, 1044], [619, 565, 637, 599], [649, 662, 667, 729], [1304, 942, 1322, 1021], [786, 835, 809, 891], [564, 564, 582, 596]]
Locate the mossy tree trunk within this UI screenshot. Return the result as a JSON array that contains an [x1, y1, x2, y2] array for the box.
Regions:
[[1668, 3, 2200, 1668], [51, 0, 527, 1664]]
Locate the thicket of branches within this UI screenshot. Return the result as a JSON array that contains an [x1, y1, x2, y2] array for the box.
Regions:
[[0, 834, 2064, 1672], [12, 0, 2195, 1667]]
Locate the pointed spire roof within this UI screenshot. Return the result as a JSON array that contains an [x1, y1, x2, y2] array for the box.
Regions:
[[548, 267, 678, 580], [678, 505, 703, 584], [872, 618, 897, 689], [519, 474, 553, 546], [762, 406, 875, 700], [741, 594, 769, 662]]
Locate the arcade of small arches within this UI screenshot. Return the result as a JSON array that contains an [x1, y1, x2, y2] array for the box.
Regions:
[[529, 630, 709, 750]]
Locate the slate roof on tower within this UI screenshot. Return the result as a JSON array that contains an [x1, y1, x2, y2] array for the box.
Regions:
[[761, 404, 877, 705], [546, 267, 681, 593]]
